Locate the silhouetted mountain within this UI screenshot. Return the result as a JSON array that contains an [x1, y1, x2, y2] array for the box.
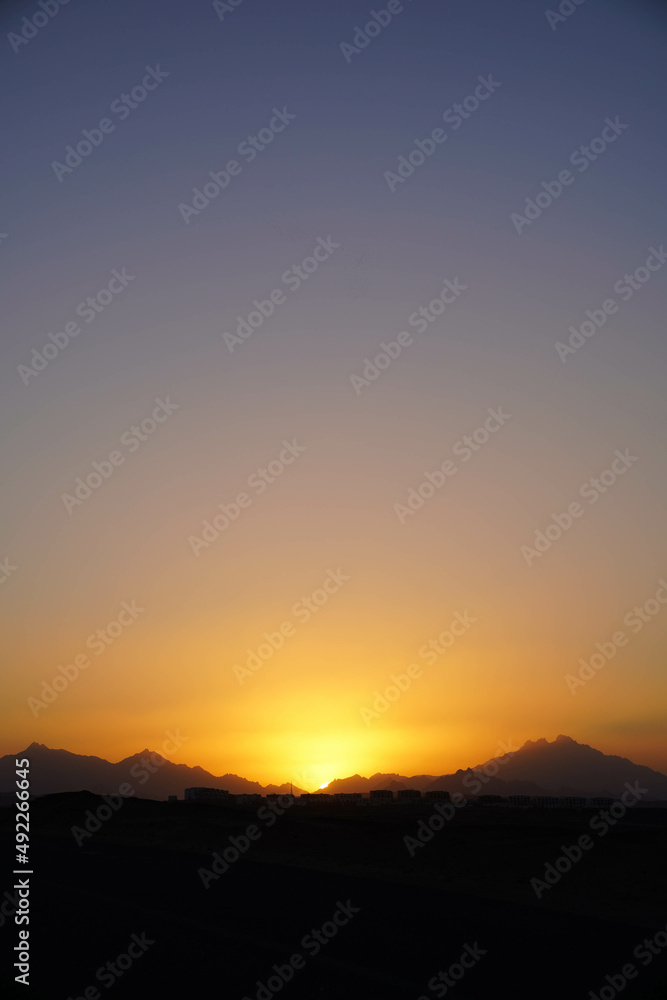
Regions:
[[326, 772, 412, 794], [324, 736, 667, 799], [471, 733, 667, 798], [1, 742, 304, 798], [3, 736, 666, 800]]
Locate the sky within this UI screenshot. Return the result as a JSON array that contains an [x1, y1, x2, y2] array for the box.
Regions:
[[1, 0, 666, 790]]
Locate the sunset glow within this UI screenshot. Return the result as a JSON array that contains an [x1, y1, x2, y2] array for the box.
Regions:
[[1, 0, 666, 788], [3, 2, 667, 997]]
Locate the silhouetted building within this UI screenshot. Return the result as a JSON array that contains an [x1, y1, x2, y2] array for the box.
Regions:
[[424, 790, 450, 802], [167, 795, 177, 803], [235, 793, 263, 804], [370, 789, 393, 803], [397, 789, 421, 801], [477, 794, 504, 804], [535, 796, 559, 807], [265, 793, 294, 805], [559, 796, 586, 808], [334, 793, 363, 803], [184, 787, 229, 801], [508, 795, 531, 807], [588, 796, 614, 808]]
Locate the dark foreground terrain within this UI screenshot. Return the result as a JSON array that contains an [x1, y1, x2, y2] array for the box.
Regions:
[[1, 795, 666, 999]]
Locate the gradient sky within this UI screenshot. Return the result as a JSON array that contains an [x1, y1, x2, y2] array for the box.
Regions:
[[1, 0, 666, 789]]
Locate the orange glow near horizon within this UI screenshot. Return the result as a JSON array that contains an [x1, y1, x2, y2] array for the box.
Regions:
[[3, 320, 667, 782], [3, 558, 667, 782]]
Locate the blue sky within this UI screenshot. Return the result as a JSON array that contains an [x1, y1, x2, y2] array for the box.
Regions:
[[1, 0, 667, 778]]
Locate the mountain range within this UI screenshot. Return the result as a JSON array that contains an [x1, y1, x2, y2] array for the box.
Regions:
[[3, 742, 301, 799], [2, 735, 666, 800], [325, 735, 667, 800]]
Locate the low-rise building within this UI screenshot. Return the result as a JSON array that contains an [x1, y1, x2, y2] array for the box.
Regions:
[[535, 796, 559, 808], [184, 787, 230, 802], [370, 789, 393, 803], [424, 789, 451, 802]]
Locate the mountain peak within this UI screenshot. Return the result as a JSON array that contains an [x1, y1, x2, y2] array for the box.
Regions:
[[3, 739, 667, 801]]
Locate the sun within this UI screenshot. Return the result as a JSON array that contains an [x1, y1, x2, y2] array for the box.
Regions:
[[318, 781, 330, 789]]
